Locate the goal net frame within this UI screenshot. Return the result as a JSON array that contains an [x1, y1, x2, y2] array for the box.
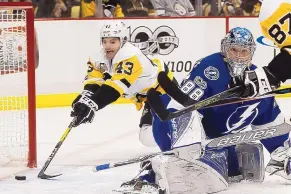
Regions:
[[0, 2, 36, 168]]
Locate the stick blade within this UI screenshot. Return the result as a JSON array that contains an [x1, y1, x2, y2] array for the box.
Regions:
[[38, 173, 62, 179]]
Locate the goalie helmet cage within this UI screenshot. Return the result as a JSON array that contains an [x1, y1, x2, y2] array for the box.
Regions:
[[0, 2, 36, 168]]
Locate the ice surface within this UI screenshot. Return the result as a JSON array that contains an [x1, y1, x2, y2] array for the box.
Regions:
[[0, 99, 291, 194]]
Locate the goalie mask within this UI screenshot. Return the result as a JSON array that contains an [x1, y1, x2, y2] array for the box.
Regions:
[[221, 27, 256, 77]]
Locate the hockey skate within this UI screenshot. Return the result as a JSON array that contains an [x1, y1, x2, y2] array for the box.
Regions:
[[113, 161, 165, 194], [266, 158, 291, 180], [266, 159, 284, 175], [113, 178, 165, 194], [266, 140, 291, 180]]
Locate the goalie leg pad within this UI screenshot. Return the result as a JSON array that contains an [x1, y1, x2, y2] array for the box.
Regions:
[[235, 142, 265, 182], [152, 112, 172, 152], [152, 149, 228, 194], [139, 125, 157, 147]]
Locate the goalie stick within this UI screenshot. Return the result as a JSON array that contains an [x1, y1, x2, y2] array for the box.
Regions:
[[92, 152, 167, 172], [148, 71, 291, 121], [205, 122, 291, 148], [148, 86, 291, 121], [93, 122, 291, 172], [147, 86, 241, 121]]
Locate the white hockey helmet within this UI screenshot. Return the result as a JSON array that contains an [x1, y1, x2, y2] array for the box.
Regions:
[[100, 21, 128, 47]]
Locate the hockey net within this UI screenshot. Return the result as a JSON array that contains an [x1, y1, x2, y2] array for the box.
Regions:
[[0, 2, 36, 173]]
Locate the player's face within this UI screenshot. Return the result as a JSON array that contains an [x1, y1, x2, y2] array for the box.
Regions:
[[227, 45, 252, 64], [102, 37, 121, 59]]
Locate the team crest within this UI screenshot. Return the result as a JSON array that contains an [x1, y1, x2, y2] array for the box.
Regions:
[[224, 102, 260, 134], [95, 61, 108, 73], [204, 66, 219, 80]]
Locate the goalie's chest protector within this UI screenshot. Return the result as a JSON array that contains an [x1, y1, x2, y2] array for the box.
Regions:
[[189, 53, 278, 138]]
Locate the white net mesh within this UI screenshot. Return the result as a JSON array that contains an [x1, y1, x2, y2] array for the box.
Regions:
[[0, 8, 29, 166]]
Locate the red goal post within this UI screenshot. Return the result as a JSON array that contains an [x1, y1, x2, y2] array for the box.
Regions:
[[0, 2, 36, 169]]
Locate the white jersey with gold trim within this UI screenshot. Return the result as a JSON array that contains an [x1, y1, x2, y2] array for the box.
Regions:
[[84, 42, 172, 110], [109, 42, 163, 98]]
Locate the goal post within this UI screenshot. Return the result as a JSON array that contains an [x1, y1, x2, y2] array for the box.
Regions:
[[0, 2, 36, 169]]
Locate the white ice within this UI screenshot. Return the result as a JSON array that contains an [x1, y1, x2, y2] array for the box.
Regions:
[[0, 99, 291, 194]]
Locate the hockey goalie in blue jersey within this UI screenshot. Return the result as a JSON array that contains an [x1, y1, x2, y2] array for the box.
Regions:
[[118, 27, 291, 194]]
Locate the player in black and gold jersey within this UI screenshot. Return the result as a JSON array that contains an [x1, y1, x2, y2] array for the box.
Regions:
[[119, 0, 156, 17], [71, 21, 174, 148], [80, 0, 124, 18], [239, 0, 291, 99]]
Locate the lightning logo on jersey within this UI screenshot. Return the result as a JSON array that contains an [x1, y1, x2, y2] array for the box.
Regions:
[[225, 102, 260, 134]]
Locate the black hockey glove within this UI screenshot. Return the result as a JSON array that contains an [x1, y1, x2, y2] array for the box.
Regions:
[[71, 90, 99, 127], [72, 94, 82, 108], [139, 101, 153, 128], [72, 84, 100, 108], [232, 67, 281, 98], [268, 48, 291, 83]]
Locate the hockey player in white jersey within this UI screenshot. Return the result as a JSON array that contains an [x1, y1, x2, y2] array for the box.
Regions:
[[239, 0, 291, 97], [70, 21, 174, 147]]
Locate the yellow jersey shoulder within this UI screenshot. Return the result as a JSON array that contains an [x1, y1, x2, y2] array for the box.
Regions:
[[260, 0, 291, 48], [112, 42, 142, 64], [110, 42, 144, 86]]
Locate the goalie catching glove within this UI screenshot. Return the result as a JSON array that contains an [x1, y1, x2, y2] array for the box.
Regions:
[[71, 90, 99, 127]]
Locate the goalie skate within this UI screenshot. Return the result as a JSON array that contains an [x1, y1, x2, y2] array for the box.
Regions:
[[113, 179, 165, 194]]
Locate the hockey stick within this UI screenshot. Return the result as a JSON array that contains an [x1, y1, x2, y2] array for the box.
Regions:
[[148, 87, 291, 122], [37, 118, 76, 179], [93, 122, 291, 172], [92, 152, 167, 172], [148, 72, 291, 121], [205, 122, 291, 148], [197, 87, 291, 108], [147, 85, 244, 121]]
